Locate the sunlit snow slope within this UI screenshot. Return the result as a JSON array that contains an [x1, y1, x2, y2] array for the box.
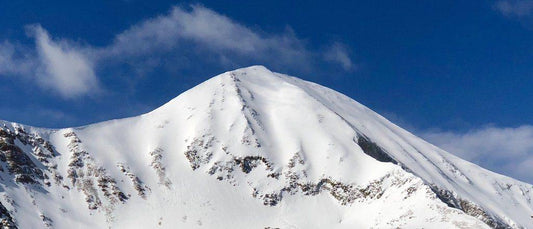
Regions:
[[0, 66, 532, 228]]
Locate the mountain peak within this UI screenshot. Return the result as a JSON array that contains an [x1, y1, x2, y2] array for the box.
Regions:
[[215, 65, 278, 84], [149, 65, 286, 116], [227, 64, 272, 74]]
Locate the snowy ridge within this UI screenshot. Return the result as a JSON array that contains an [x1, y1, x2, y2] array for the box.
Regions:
[[0, 65, 531, 228]]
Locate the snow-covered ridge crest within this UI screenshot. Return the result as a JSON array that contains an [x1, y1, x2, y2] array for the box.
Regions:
[[0, 65, 531, 228]]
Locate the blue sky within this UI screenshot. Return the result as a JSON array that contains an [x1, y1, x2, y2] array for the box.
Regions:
[[1, 1, 532, 183]]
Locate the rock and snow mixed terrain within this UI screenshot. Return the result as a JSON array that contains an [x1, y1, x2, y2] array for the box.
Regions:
[[0, 66, 532, 228]]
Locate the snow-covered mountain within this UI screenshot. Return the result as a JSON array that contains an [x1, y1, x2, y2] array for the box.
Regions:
[[0, 65, 532, 228]]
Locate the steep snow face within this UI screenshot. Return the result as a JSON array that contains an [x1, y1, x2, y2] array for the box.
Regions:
[[0, 66, 531, 228]]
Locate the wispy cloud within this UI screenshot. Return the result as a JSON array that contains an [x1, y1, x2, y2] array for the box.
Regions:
[[100, 5, 315, 70], [421, 125, 533, 183], [108, 6, 305, 56], [494, 0, 533, 17], [30, 25, 100, 98], [323, 42, 355, 71], [0, 25, 100, 99]]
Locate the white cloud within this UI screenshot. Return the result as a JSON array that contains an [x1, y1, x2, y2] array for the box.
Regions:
[[494, 0, 533, 17], [421, 125, 533, 183], [103, 5, 312, 69], [29, 25, 100, 98], [323, 42, 354, 71], [0, 26, 100, 99]]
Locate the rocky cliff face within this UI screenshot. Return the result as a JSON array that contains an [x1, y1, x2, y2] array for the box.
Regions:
[[0, 66, 531, 228]]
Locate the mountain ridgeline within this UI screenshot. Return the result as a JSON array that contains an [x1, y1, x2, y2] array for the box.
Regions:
[[0, 66, 532, 228]]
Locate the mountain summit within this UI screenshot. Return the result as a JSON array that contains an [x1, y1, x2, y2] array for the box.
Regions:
[[0, 66, 531, 228]]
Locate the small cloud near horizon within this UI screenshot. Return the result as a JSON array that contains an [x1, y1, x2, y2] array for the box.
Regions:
[[323, 42, 355, 71], [420, 125, 533, 184], [494, 0, 533, 17]]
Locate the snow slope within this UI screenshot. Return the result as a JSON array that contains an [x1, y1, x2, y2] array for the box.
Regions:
[[0, 65, 531, 228]]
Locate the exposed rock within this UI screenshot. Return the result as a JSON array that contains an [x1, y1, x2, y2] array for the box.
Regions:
[[184, 136, 214, 170], [430, 185, 510, 229], [39, 213, 53, 228], [0, 127, 44, 184], [63, 131, 129, 213], [117, 163, 150, 198], [356, 134, 397, 164], [234, 156, 272, 174], [150, 148, 171, 188], [203, 150, 399, 207], [0, 201, 16, 229]]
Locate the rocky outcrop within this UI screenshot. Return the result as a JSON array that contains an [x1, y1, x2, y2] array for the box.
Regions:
[[431, 185, 510, 229], [63, 131, 128, 215], [356, 134, 397, 164], [0, 201, 16, 229], [0, 127, 45, 184], [184, 136, 214, 170], [150, 148, 171, 188], [117, 163, 150, 198], [188, 143, 418, 208]]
